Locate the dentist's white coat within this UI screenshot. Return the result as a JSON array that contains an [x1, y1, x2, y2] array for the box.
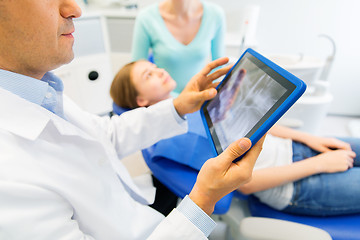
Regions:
[[0, 88, 207, 240]]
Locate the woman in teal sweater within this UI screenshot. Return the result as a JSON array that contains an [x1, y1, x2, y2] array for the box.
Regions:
[[131, 0, 226, 94]]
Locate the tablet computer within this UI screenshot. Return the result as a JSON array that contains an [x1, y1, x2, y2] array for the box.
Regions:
[[200, 48, 306, 161]]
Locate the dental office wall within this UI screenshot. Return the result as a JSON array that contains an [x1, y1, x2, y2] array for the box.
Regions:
[[139, 0, 360, 116]]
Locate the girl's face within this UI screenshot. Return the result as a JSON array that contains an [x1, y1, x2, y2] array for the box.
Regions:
[[131, 61, 176, 107]]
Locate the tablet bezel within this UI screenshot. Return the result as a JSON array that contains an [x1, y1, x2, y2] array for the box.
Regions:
[[200, 48, 307, 158]]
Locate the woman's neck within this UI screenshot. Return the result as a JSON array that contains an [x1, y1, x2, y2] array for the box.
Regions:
[[163, 0, 201, 17]]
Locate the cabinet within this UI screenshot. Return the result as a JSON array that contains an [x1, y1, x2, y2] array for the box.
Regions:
[[104, 11, 137, 76]]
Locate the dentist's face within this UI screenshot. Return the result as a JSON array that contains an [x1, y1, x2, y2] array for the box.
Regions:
[[0, 0, 82, 79], [131, 61, 176, 107]]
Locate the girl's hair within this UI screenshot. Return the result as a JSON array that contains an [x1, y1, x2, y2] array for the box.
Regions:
[[110, 61, 139, 109]]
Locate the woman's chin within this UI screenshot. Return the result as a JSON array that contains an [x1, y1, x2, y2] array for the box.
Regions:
[[170, 82, 177, 91]]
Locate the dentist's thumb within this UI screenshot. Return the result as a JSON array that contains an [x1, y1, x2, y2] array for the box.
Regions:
[[218, 138, 252, 167]]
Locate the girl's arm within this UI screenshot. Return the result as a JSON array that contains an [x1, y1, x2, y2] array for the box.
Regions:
[[238, 149, 355, 195], [268, 124, 310, 143], [269, 124, 352, 152]]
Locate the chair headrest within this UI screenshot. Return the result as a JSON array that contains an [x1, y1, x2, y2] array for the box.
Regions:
[[112, 102, 131, 116]]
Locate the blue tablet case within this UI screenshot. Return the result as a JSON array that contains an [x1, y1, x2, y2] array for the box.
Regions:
[[200, 48, 307, 159]]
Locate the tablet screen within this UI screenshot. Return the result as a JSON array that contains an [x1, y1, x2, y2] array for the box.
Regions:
[[203, 52, 296, 154]]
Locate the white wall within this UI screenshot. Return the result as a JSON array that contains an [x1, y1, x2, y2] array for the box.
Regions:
[[138, 0, 360, 116]]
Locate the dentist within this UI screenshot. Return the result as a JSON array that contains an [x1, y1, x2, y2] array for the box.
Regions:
[[0, 1, 263, 239]]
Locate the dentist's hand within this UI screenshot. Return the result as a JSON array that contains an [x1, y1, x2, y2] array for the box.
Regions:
[[189, 136, 265, 215], [173, 57, 232, 116]]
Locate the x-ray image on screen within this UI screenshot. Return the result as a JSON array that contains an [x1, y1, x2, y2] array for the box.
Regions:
[[207, 57, 287, 152]]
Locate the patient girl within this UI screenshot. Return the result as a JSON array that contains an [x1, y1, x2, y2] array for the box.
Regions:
[[110, 60, 177, 110], [110, 60, 360, 217]]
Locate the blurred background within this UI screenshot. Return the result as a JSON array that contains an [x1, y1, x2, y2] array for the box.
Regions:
[[60, 0, 360, 136]]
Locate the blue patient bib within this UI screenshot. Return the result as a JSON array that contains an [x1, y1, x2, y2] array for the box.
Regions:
[[148, 111, 216, 170]]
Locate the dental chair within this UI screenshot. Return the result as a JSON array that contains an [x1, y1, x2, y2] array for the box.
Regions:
[[248, 195, 360, 240], [112, 104, 357, 239], [142, 142, 334, 240], [139, 111, 360, 240], [142, 139, 360, 240]]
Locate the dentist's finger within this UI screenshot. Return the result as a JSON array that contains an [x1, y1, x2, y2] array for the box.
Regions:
[[200, 57, 229, 76]]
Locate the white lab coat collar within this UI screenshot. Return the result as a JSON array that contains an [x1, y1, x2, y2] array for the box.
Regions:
[[0, 87, 51, 140], [0, 87, 95, 142]]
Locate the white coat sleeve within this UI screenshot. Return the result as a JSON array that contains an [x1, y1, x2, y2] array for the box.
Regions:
[[147, 209, 208, 240], [64, 97, 187, 159], [0, 181, 94, 240], [147, 195, 216, 239], [0, 181, 212, 240], [106, 99, 188, 158]]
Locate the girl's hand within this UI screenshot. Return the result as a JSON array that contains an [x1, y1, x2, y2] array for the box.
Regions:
[[312, 150, 356, 173], [303, 136, 352, 153]]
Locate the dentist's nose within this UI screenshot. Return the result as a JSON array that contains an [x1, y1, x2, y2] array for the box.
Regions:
[[61, 0, 82, 19]]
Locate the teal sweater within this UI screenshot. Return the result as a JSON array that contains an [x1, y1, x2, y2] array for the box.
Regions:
[[131, 1, 226, 93]]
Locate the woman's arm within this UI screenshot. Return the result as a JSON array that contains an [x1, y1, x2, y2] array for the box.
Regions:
[[210, 5, 226, 60], [238, 149, 355, 194], [131, 12, 151, 61]]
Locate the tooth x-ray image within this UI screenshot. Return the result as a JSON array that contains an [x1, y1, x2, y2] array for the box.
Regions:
[[207, 57, 287, 152]]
